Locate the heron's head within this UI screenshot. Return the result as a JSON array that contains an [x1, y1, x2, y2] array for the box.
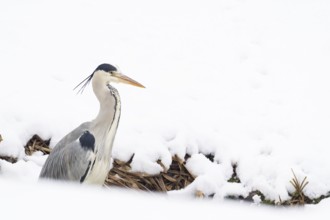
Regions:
[[74, 63, 145, 93]]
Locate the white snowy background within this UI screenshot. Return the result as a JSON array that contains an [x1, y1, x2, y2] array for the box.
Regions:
[[1, 0, 330, 217]]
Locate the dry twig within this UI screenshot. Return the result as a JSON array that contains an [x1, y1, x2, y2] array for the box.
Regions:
[[289, 169, 309, 205]]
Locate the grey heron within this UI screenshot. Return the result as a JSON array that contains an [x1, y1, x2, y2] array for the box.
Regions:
[[39, 63, 144, 184]]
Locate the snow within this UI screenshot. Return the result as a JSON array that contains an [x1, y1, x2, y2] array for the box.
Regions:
[[0, 179, 329, 220], [253, 194, 262, 204], [1, 0, 330, 214]]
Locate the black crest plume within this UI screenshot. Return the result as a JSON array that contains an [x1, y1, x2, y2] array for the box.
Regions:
[[73, 73, 94, 94], [73, 64, 117, 94]]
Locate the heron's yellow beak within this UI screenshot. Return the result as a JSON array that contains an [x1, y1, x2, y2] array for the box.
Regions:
[[113, 72, 145, 88]]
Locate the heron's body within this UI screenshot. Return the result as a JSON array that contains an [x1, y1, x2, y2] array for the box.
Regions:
[[39, 64, 143, 184]]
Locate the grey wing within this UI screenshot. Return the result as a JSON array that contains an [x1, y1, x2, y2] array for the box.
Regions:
[[39, 122, 94, 182], [53, 122, 91, 152], [39, 140, 94, 181]]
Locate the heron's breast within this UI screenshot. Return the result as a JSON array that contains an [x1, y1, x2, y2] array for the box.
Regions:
[[84, 159, 110, 184]]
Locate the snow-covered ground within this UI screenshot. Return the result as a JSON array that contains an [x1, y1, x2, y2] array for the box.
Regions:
[[1, 0, 330, 214], [0, 179, 328, 220]]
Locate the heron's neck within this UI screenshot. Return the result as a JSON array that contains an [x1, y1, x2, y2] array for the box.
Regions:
[[94, 91, 118, 125], [92, 81, 121, 157], [92, 76, 120, 124]]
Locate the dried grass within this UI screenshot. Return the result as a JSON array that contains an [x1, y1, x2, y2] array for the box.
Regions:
[[24, 135, 51, 155], [105, 155, 195, 191], [287, 169, 309, 205]]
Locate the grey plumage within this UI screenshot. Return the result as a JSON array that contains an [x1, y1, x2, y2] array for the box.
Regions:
[[39, 122, 93, 181], [39, 64, 144, 184]]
